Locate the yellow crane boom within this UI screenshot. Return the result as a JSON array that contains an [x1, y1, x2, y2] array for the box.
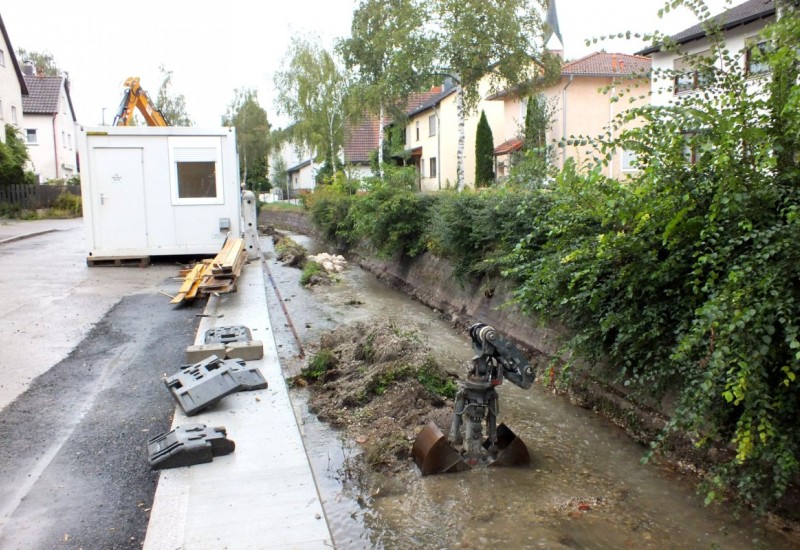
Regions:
[[113, 77, 169, 126]]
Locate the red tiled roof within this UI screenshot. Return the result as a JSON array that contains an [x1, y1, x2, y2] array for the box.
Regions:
[[343, 115, 383, 164], [561, 52, 651, 77], [493, 137, 523, 156]]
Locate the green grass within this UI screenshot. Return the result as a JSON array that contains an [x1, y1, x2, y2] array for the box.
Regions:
[[300, 261, 325, 285], [302, 349, 337, 381]]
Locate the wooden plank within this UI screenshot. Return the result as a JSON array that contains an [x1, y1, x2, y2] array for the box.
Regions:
[[212, 238, 245, 275], [185, 264, 209, 300], [170, 263, 205, 304]]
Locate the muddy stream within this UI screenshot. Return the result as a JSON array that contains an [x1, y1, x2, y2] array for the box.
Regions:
[[261, 232, 795, 550]]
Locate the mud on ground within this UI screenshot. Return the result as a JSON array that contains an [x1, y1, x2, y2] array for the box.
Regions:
[[296, 319, 457, 472]]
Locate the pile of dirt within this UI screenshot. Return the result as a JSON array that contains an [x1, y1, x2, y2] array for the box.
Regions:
[[298, 319, 458, 472], [272, 235, 307, 267]]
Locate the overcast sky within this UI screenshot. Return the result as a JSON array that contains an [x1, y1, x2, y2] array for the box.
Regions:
[[1, 0, 731, 128]]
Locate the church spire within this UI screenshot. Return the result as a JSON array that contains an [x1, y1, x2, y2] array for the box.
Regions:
[[544, 0, 564, 54]]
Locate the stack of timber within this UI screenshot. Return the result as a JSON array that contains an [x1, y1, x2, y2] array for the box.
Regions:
[[170, 238, 248, 305]]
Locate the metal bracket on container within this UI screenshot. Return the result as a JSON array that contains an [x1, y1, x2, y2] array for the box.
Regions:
[[165, 355, 268, 415], [204, 325, 253, 345], [148, 423, 235, 469]]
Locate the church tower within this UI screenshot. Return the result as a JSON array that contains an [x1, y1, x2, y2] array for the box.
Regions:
[[544, 0, 564, 58]]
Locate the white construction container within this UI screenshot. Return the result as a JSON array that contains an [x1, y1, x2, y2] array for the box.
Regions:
[[78, 126, 241, 263]]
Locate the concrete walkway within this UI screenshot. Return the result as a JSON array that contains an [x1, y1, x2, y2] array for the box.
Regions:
[[143, 260, 333, 549], [0, 218, 83, 244]]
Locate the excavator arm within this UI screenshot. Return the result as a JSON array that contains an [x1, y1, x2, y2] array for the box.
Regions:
[[113, 77, 169, 126]]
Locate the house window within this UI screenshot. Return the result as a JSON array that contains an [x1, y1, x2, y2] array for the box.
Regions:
[[428, 115, 436, 137], [621, 150, 639, 172], [415, 121, 420, 141], [420, 158, 425, 177], [26, 129, 38, 144], [430, 157, 437, 178], [746, 38, 771, 76], [674, 50, 713, 94], [11, 105, 17, 124], [0, 49, 5, 67]]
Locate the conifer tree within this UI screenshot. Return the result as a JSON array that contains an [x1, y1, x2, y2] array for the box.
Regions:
[[475, 110, 495, 187]]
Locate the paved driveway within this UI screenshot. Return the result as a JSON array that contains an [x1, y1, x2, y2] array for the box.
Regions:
[[0, 218, 203, 548], [0, 218, 172, 410]]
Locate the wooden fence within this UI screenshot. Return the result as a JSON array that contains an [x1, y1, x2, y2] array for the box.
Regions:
[[0, 184, 80, 209]]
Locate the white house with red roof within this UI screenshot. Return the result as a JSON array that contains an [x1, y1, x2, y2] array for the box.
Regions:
[[0, 12, 27, 143], [22, 68, 78, 182]]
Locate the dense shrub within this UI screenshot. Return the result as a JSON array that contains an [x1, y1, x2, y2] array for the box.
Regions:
[[505, 9, 800, 509], [306, 7, 800, 512], [354, 184, 434, 258]]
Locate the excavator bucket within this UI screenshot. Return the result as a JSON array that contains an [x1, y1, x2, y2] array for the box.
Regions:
[[486, 423, 530, 467], [412, 421, 471, 476]]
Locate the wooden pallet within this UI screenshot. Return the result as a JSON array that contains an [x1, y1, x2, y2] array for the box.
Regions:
[[87, 256, 150, 268]]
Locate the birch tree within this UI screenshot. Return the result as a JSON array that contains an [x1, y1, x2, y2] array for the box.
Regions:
[[274, 37, 352, 172], [429, 0, 547, 190], [222, 89, 270, 189], [338, 0, 435, 177], [155, 65, 192, 126]]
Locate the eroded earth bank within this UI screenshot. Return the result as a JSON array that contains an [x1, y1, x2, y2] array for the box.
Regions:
[[260, 225, 798, 550]]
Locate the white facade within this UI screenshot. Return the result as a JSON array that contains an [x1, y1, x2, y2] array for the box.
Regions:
[[78, 126, 241, 259], [0, 17, 25, 143], [23, 78, 78, 182], [647, 14, 775, 105], [279, 141, 315, 198]]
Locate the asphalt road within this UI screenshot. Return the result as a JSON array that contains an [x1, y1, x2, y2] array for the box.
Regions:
[[0, 222, 202, 549]]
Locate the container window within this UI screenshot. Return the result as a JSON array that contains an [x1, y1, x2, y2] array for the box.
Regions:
[[168, 137, 224, 205], [177, 161, 217, 198]]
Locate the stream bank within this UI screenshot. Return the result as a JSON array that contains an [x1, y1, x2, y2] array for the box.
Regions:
[[259, 210, 799, 547], [260, 209, 690, 464]]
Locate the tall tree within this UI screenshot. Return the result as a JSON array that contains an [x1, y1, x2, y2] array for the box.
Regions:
[[223, 89, 270, 190], [428, 0, 547, 190], [16, 49, 62, 76], [474, 110, 495, 186], [155, 65, 192, 126], [270, 154, 288, 199], [274, 36, 352, 172], [338, 0, 435, 177]]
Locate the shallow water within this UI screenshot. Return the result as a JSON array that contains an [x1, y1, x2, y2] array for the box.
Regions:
[[265, 232, 797, 550]]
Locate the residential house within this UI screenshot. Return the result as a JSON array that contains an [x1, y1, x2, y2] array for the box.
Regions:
[[637, 0, 776, 104], [342, 115, 384, 180], [488, 52, 651, 180], [269, 136, 314, 201], [0, 12, 27, 143], [404, 79, 508, 191], [22, 68, 78, 182]]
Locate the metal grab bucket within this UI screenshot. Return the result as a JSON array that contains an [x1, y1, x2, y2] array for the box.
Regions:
[[412, 421, 471, 476], [486, 423, 530, 467]]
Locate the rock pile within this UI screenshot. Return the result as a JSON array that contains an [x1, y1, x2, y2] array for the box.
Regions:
[[308, 253, 347, 273]]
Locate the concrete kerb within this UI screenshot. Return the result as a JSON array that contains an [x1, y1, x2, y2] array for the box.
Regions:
[[143, 261, 333, 549], [0, 229, 59, 245]]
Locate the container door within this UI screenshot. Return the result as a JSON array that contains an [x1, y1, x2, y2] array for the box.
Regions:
[[91, 147, 147, 252]]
